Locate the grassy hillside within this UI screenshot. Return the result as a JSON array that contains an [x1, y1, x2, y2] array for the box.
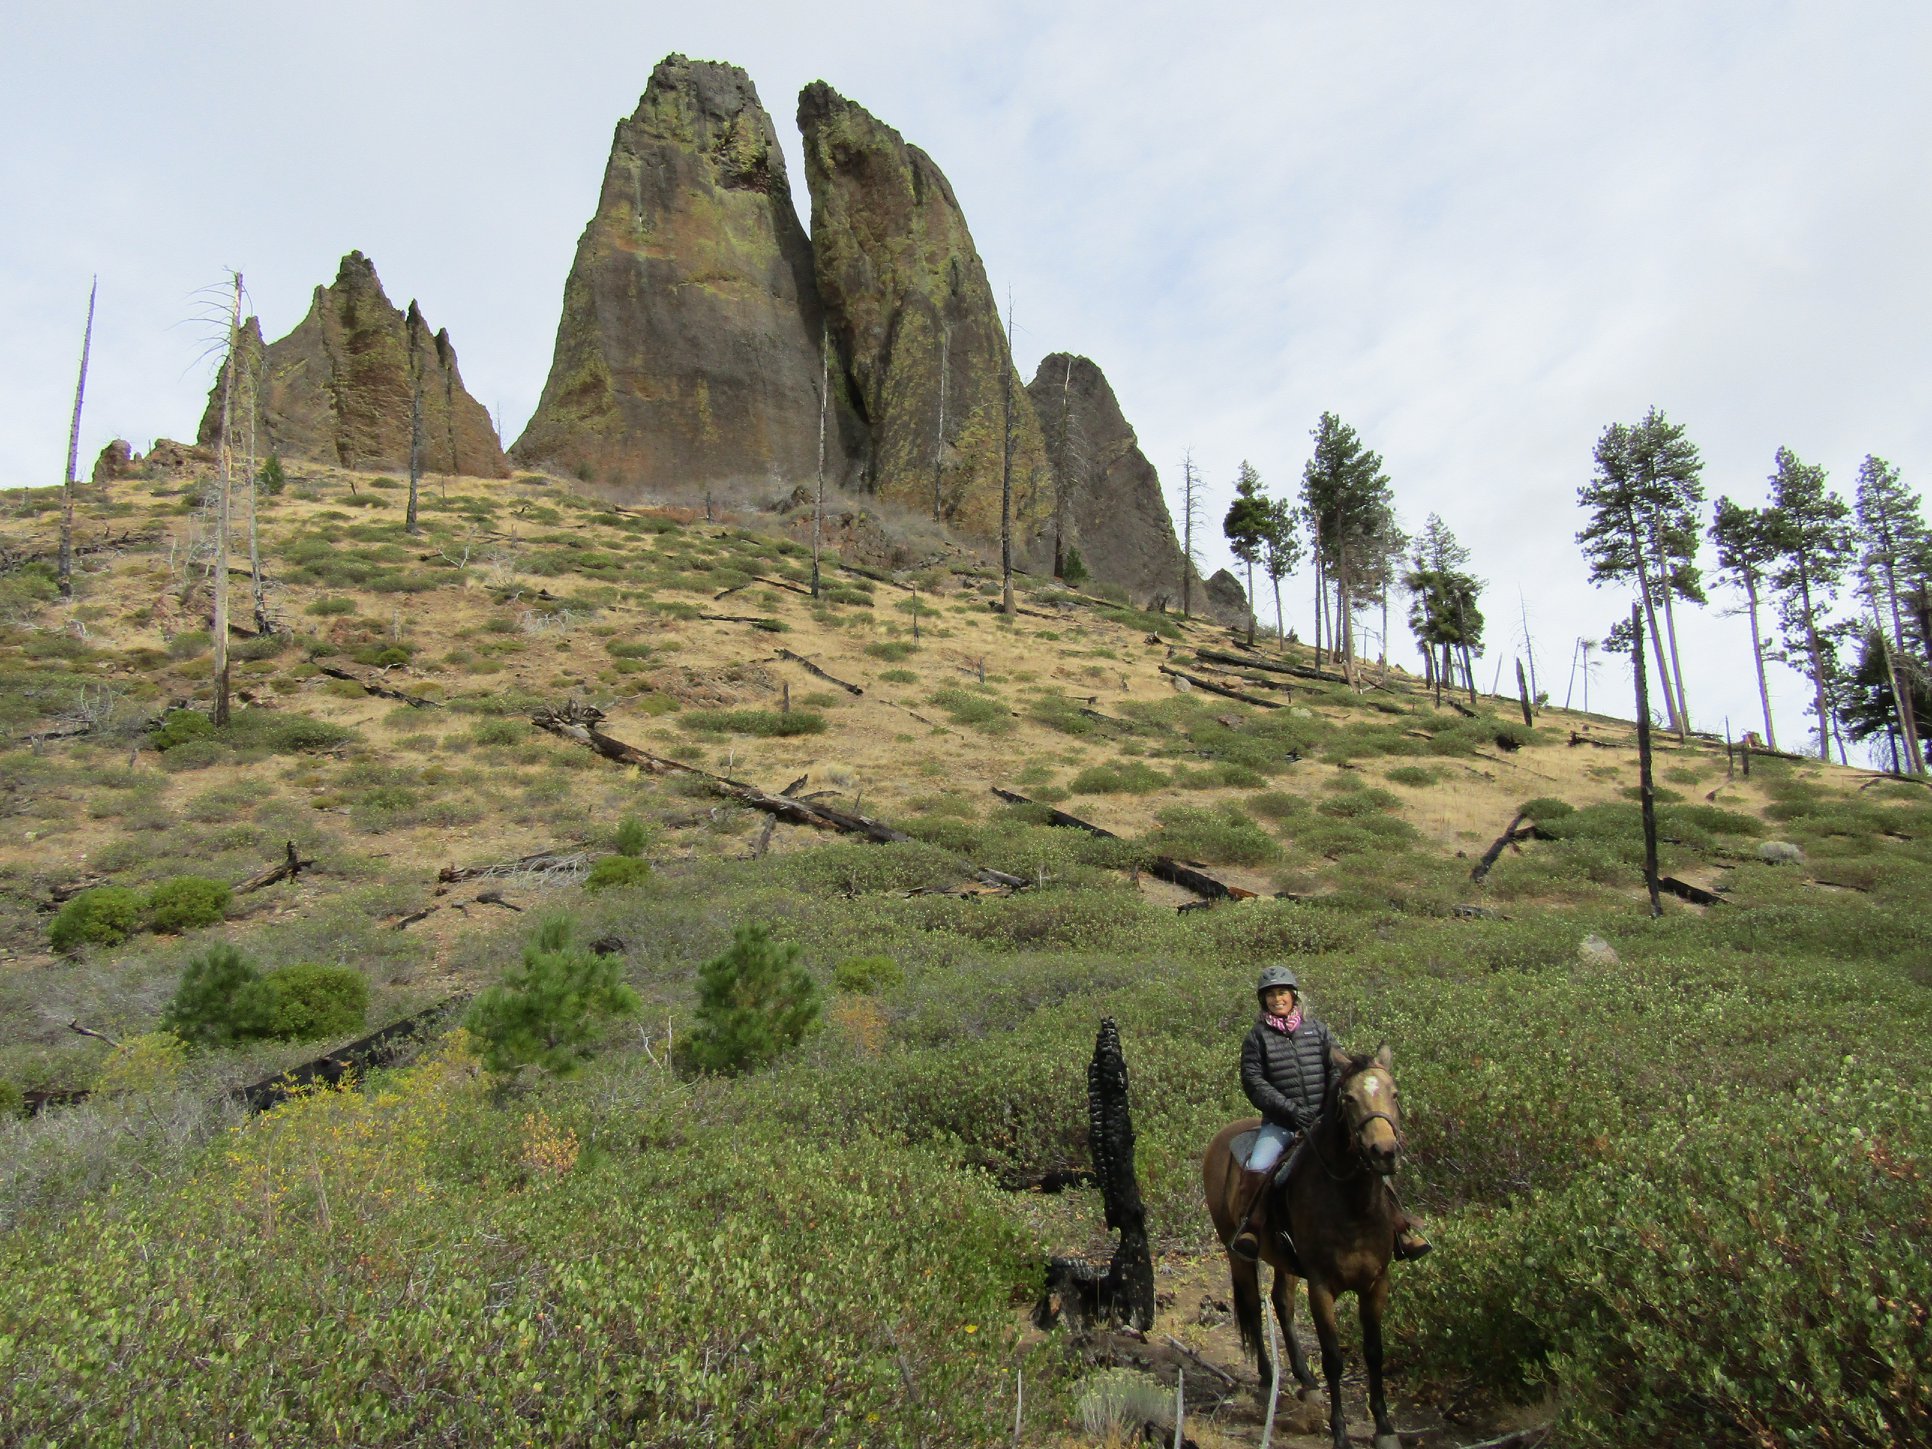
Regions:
[[1, 462, 1927, 1446]]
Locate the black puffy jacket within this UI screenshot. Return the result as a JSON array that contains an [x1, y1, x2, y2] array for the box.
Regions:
[[1240, 1013, 1337, 1132]]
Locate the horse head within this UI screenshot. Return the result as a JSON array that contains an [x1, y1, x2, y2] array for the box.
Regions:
[[1327, 1042, 1402, 1177]]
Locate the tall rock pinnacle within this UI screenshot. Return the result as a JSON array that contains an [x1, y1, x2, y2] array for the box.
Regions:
[[198, 251, 507, 477], [796, 81, 1051, 555], [1027, 352, 1192, 606], [513, 55, 860, 495]]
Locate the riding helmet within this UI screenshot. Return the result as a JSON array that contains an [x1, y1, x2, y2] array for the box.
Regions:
[[1255, 965, 1299, 997]]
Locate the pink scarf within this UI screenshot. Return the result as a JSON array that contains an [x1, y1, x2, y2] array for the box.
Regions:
[[1263, 1004, 1302, 1034]]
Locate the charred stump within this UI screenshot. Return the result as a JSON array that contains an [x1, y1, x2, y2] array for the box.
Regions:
[[1036, 1018, 1155, 1332]]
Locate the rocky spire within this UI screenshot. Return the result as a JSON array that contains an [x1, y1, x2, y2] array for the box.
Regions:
[[197, 251, 507, 477], [513, 55, 861, 495], [796, 81, 1051, 556]]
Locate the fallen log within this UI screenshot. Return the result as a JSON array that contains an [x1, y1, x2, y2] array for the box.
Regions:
[[317, 665, 441, 709], [1858, 772, 1932, 790], [990, 787, 1255, 902], [1659, 875, 1726, 906], [437, 847, 590, 884], [1157, 664, 1281, 709], [1569, 730, 1623, 749], [1470, 811, 1534, 883], [1195, 648, 1341, 684], [238, 996, 467, 1114], [45, 875, 110, 908], [773, 647, 864, 696], [533, 702, 1024, 889], [1078, 707, 1129, 730], [233, 840, 314, 895], [717, 573, 815, 600], [696, 613, 786, 631]]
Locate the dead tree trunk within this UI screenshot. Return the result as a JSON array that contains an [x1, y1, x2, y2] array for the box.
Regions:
[[211, 273, 241, 727], [1036, 1018, 1155, 1331], [59, 277, 97, 600]]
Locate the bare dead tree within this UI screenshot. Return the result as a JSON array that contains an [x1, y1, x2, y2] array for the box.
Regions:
[[58, 277, 98, 599], [1180, 449, 1202, 618], [405, 303, 424, 536], [811, 324, 829, 600], [211, 273, 242, 727], [1001, 291, 1016, 618], [932, 322, 950, 522], [243, 329, 270, 633]]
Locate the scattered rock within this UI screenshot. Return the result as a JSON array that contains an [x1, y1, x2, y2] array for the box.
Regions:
[[797, 80, 1052, 558], [1759, 840, 1805, 865], [1578, 934, 1620, 967], [514, 55, 859, 498]]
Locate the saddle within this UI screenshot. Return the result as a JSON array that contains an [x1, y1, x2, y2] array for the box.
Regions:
[[1227, 1127, 1311, 1275]]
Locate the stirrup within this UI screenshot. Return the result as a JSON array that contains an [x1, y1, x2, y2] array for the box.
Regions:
[[1229, 1228, 1262, 1263], [1394, 1230, 1433, 1262]]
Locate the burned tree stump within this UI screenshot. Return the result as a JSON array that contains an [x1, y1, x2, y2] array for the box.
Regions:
[[1036, 1017, 1155, 1332]]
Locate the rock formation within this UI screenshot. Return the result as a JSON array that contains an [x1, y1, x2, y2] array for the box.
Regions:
[[1028, 352, 1197, 605], [1205, 568, 1253, 630], [513, 56, 859, 497], [797, 81, 1051, 558], [198, 251, 507, 477]]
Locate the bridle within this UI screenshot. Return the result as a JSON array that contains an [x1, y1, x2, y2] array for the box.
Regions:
[[1309, 1072, 1403, 1181]]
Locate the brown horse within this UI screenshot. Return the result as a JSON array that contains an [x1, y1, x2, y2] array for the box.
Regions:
[[1202, 1044, 1407, 1449]]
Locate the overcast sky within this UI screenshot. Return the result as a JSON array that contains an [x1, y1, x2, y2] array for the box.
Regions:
[[6, 1, 1929, 754]]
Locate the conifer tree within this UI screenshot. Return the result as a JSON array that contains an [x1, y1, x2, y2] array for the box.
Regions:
[[1300, 412, 1393, 688], [1223, 461, 1270, 646], [1709, 496, 1783, 750], [1258, 495, 1302, 653], [1765, 446, 1855, 760], [1854, 455, 1926, 770]]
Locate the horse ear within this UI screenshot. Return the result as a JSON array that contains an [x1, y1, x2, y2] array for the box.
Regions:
[[1374, 1042, 1393, 1070], [1328, 1045, 1353, 1074]]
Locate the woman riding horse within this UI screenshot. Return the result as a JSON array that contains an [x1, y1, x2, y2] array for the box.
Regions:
[[1229, 965, 1429, 1265]]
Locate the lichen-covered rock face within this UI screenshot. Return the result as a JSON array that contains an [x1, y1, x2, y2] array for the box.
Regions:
[[1027, 353, 1191, 605], [1205, 568, 1253, 629], [797, 81, 1051, 558], [197, 252, 508, 478], [513, 55, 860, 497]]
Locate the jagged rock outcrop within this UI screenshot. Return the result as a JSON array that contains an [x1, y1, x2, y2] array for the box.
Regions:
[[91, 440, 138, 485], [198, 252, 508, 477], [797, 81, 1051, 558], [1028, 352, 1194, 605], [1205, 568, 1252, 629], [513, 56, 859, 497]]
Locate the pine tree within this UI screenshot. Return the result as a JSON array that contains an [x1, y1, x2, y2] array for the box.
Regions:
[[1765, 447, 1855, 761], [1577, 408, 1704, 735], [1709, 496, 1783, 750], [1854, 455, 1926, 771], [1258, 496, 1302, 653], [465, 916, 640, 1079], [1300, 412, 1393, 688], [679, 923, 823, 1076], [1403, 515, 1482, 705], [1223, 461, 1270, 646]]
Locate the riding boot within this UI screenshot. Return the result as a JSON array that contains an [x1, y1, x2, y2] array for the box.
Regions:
[[1386, 1181, 1433, 1261], [1227, 1167, 1273, 1263]]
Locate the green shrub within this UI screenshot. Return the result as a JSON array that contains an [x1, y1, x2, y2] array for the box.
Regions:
[[260, 964, 368, 1041], [1385, 765, 1440, 788], [1059, 547, 1090, 587], [929, 689, 1014, 734], [1246, 789, 1308, 820], [152, 709, 215, 751], [162, 945, 273, 1048], [878, 668, 919, 684], [613, 817, 654, 857], [144, 876, 230, 934], [305, 596, 355, 617], [166, 631, 212, 661], [865, 641, 915, 662], [465, 917, 639, 1078], [0, 1078, 22, 1118], [1068, 761, 1168, 794], [1518, 796, 1576, 821], [48, 886, 145, 953], [680, 709, 825, 737], [1149, 804, 1281, 865], [585, 855, 653, 891], [471, 718, 524, 746], [833, 955, 905, 994], [257, 454, 287, 495], [678, 923, 823, 1076]]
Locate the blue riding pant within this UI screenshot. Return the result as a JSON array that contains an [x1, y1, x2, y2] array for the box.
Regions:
[[1245, 1122, 1296, 1174]]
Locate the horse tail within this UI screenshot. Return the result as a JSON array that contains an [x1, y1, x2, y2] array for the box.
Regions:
[[1229, 1255, 1269, 1380]]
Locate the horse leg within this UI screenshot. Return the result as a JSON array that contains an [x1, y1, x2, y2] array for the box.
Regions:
[[1270, 1266, 1318, 1396], [1305, 1279, 1351, 1449], [1228, 1251, 1271, 1389], [1361, 1274, 1400, 1449]]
